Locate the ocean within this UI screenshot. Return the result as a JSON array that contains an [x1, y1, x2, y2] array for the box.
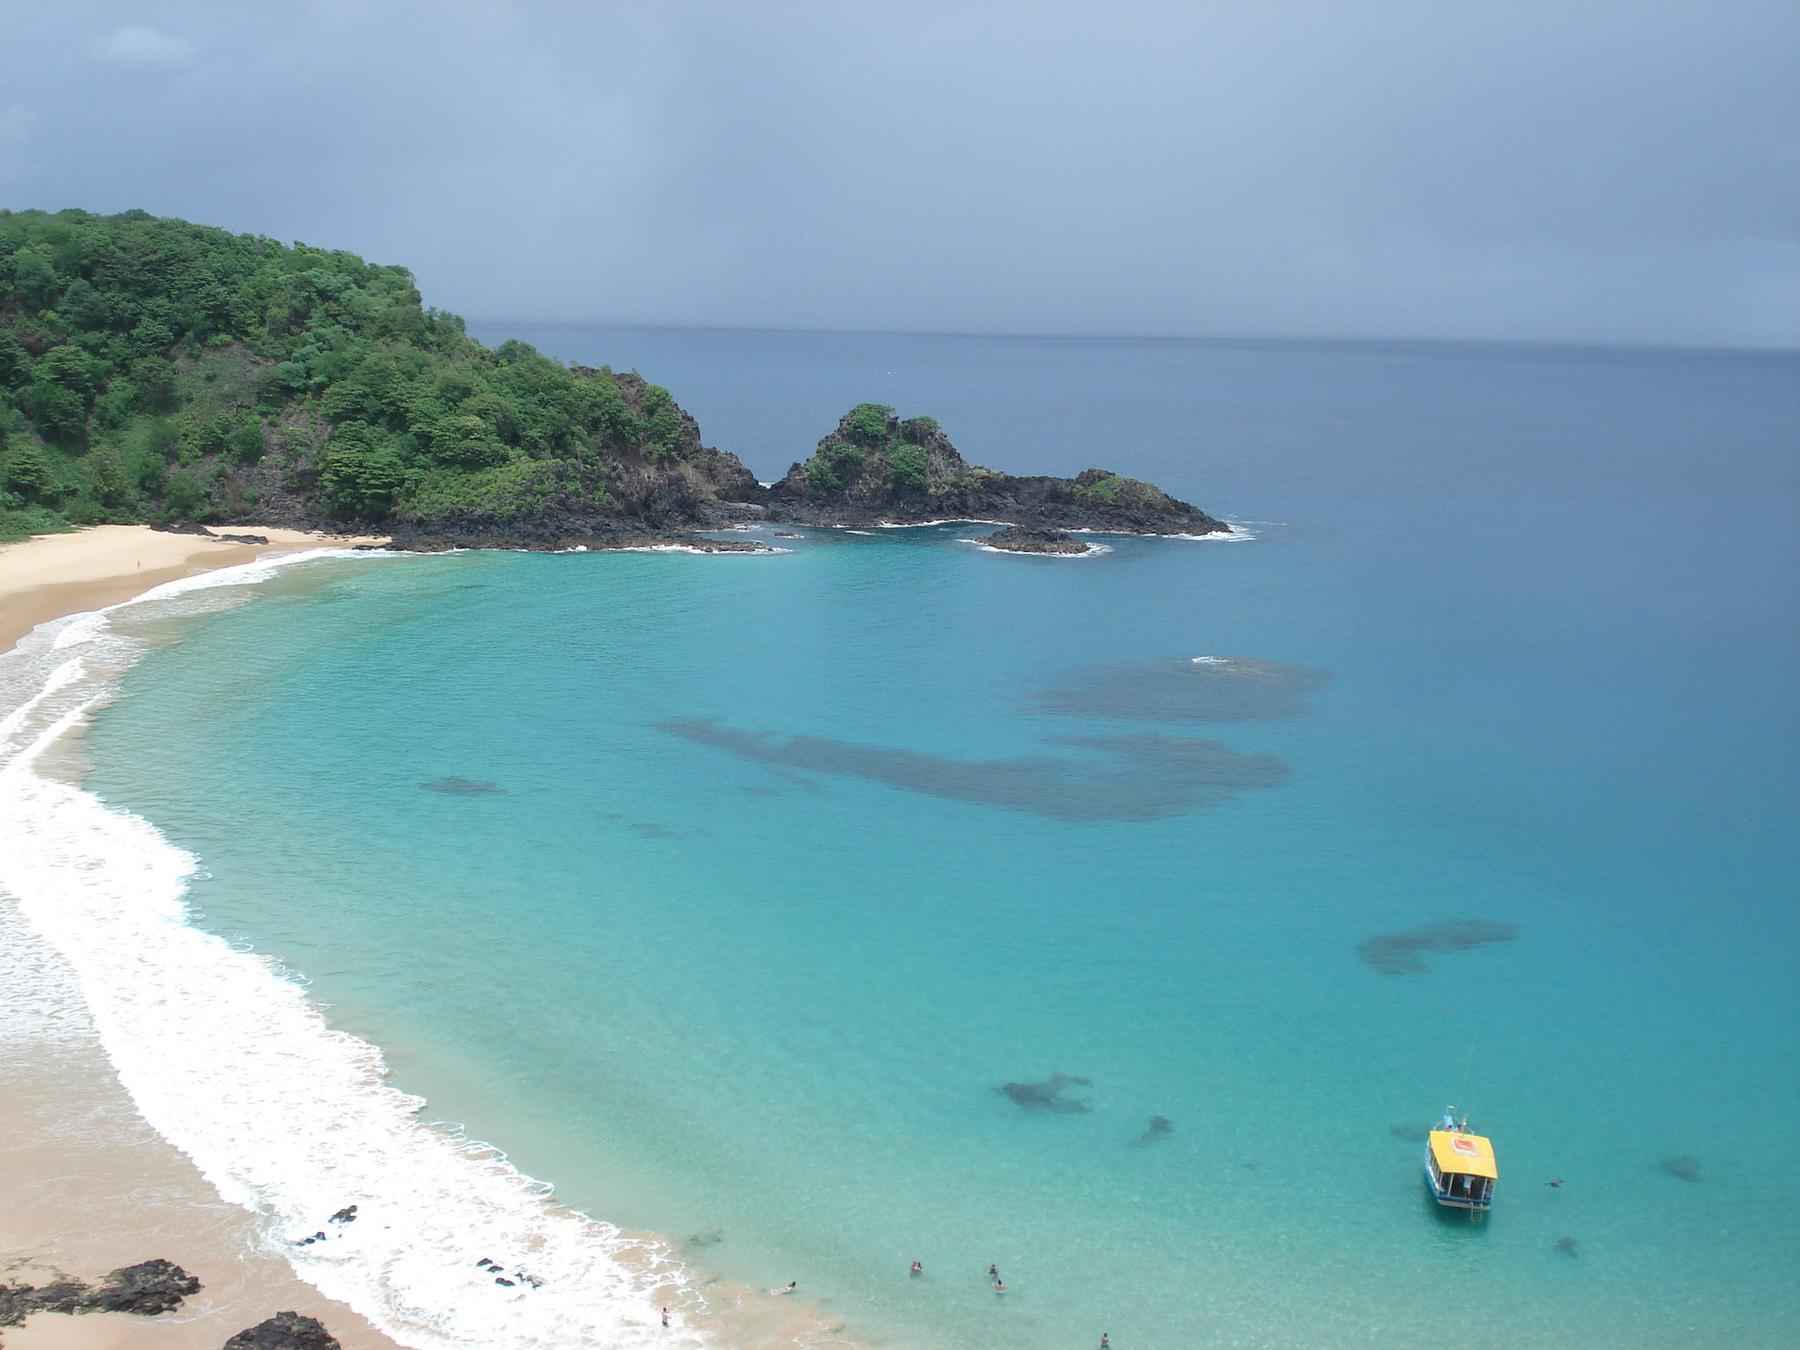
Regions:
[[3, 329, 1798, 1348]]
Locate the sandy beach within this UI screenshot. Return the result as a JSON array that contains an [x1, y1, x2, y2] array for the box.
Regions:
[[0, 525, 857, 1350], [0, 526, 389, 656], [1, 525, 396, 1349]]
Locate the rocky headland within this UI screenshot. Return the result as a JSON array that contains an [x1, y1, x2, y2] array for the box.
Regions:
[[762, 404, 1228, 536]]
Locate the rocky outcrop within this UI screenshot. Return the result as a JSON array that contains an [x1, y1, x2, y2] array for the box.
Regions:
[[222, 1311, 343, 1350], [765, 405, 1229, 535], [983, 525, 1092, 554], [1, 1260, 200, 1333]]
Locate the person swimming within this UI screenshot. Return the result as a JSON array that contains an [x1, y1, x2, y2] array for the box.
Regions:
[[992, 1278, 1007, 1294], [987, 1264, 1000, 1280], [910, 1261, 923, 1277], [771, 1281, 797, 1295]]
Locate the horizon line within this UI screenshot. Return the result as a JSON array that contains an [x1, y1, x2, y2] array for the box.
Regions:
[[458, 318, 1800, 359]]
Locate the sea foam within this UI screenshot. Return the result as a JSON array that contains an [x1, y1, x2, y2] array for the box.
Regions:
[[0, 552, 703, 1349]]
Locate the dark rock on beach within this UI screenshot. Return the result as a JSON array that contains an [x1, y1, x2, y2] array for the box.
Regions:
[[983, 525, 1093, 555], [223, 1310, 343, 1350], [999, 1072, 1092, 1112], [0, 1260, 201, 1331], [765, 406, 1229, 536]]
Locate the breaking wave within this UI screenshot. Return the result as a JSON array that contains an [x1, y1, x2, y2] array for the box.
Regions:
[[0, 552, 703, 1349]]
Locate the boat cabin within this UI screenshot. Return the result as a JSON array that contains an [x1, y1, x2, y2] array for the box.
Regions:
[[1425, 1122, 1498, 1211]]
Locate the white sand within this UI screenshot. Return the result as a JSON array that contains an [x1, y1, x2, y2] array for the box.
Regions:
[[0, 525, 388, 654]]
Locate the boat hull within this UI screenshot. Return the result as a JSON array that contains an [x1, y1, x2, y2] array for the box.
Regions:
[[1424, 1156, 1493, 1210]]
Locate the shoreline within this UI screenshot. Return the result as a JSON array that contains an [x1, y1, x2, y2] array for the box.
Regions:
[[0, 531, 860, 1350], [0, 526, 391, 655], [1, 529, 397, 1348]]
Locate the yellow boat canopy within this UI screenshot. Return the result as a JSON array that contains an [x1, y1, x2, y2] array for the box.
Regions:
[[1429, 1130, 1499, 1180]]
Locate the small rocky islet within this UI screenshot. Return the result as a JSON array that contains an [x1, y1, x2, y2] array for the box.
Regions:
[[981, 525, 1093, 555]]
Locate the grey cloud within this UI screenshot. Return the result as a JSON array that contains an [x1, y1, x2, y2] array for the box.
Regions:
[[7, 1, 1797, 347]]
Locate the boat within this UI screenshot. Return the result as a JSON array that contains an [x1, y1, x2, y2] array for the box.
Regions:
[[1424, 1107, 1497, 1211]]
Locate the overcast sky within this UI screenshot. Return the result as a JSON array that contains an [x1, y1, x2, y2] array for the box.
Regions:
[[5, 1, 1797, 346]]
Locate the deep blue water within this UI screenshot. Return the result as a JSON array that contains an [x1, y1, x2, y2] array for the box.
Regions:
[[82, 331, 1800, 1347]]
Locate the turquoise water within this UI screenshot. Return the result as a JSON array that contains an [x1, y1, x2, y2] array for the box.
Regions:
[[71, 336, 1800, 1347]]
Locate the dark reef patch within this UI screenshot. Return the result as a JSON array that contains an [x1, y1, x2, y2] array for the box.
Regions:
[[1553, 1236, 1579, 1258], [658, 720, 1287, 822], [1659, 1155, 1702, 1183], [1133, 1115, 1175, 1145], [1030, 657, 1327, 724], [421, 776, 506, 796], [1389, 1124, 1429, 1142], [999, 1073, 1092, 1112], [1357, 919, 1519, 975]]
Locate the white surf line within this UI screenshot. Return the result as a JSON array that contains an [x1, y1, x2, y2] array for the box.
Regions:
[[0, 550, 706, 1349]]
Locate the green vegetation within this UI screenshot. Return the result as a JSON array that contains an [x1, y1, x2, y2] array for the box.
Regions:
[[0, 208, 690, 537], [800, 404, 945, 495], [1071, 470, 1170, 510]]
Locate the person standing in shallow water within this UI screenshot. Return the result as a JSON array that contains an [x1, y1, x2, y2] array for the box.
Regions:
[[1100, 1335, 1110, 1348], [661, 1306, 670, 1328]]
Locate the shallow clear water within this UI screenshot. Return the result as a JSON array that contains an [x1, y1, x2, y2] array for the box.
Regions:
[[49, 334, 1800, 1346]]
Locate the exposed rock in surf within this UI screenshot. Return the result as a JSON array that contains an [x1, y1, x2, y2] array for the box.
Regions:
[[420, 776, 506, 796], [0, 1260, 202, 1330], [222, 1311, 344, 1349], [1133, 1115, 1175, 1145], [328, 1205, 357, 1224], [999, 1072, 1092, 1112], [1659, 1154, 1702, 1182], [1357, 919, 1518, 975], [494, 1277, 516, 1287], [983, 525, 1092, 555]]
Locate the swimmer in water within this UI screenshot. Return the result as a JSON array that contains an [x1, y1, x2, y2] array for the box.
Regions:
[[987, 1264, 1000, 1280], [993, 1278, 1007, 1294], [1100, 1336, 1110, 1348], [771, 1281, 797, 1295], [910, 1261, 922, 1277]]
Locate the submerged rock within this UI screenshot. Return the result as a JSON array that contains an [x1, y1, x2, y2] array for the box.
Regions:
[[999, 1072, 1093, 1112], [223, 1310, 343, 1349], [1659, 1154, 1702, 1183], [1389, 1124, 1429, 1142], [1133, 1115, 1175, 1145], [420, 776, 505, 796], [1356, 919, 1518, 975], [1553, 1236, 1579, 1257]]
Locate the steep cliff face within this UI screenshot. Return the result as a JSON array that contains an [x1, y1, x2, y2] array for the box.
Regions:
[[765, 404, 1229, 535]]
